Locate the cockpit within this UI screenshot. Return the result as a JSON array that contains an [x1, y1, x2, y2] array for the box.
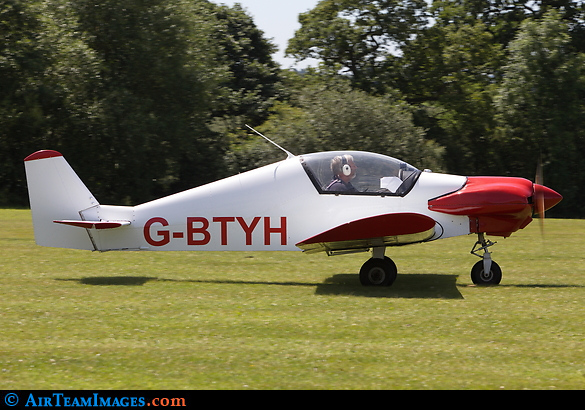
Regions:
[[300, 151, 422, 196]]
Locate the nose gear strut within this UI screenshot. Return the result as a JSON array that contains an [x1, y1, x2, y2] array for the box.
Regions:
[[470, 233, 502, 285]]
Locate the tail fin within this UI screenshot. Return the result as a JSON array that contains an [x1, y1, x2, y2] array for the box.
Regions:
[[24, 150, 100, 250]]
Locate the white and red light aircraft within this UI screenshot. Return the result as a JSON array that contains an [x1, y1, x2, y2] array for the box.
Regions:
[[24, 137, 561, 287]]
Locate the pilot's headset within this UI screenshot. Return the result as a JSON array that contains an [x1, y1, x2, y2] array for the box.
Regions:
[[341, 155, 352, 176]]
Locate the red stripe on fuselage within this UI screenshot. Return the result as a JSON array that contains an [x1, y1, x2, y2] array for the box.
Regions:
[[297, 213, 436, 246]]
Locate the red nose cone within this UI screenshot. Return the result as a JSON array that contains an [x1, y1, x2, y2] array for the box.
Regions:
[[533, 184, 562, 212], [428, 176, 562, 237], [428, 177, 534, 216]]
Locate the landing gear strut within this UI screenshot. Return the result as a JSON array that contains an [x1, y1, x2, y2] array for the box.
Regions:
[[359, 247, 397, 287], [470, 233, 502, 285]]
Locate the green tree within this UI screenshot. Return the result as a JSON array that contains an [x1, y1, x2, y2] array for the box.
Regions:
[[495, 10, 585, 216], [431, 0, 585, 47], [0, 0, 101, 205], [2, 0, 283, 206], [286, 0, 428, 93], [1, 0, 45, 205], [403, 21, 505, 175], [210, 4, 283, 125], [68, 0, 230, 203], [228, 81, 444, 174]]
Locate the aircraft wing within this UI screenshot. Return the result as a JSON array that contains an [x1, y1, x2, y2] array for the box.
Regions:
[[296, 213, 436, 255]]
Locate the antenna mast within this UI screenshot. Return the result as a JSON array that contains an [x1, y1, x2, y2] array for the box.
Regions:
[[245, 124, 295, 159]]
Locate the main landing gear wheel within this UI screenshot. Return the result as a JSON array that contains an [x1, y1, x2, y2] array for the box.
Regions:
[[359, 257, 397, 287], [470, 260, 502, 285]]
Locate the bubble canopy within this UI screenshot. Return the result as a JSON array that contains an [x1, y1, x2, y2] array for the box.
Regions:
[[299, 151, 422, 196]]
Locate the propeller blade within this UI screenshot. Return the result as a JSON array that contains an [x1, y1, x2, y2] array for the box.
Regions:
[[534, 156, 545, 235]]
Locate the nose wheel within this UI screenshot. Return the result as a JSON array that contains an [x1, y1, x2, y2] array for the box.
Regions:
[[470, 233, 502, 285], [470, 260, 502, 285]]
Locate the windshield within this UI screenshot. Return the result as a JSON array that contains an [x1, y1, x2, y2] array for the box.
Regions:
[[300, 151, 421, 196]]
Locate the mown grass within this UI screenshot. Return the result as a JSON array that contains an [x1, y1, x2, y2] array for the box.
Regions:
[[1, 209, 584, 389]]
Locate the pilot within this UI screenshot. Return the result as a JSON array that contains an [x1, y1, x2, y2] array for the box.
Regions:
[[326, 154, 358, 192]]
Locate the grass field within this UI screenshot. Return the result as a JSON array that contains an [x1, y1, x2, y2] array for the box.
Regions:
[[1, 209, 584, 389]]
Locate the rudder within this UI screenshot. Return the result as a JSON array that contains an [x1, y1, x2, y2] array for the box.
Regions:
[[24, 150, 98, 250]]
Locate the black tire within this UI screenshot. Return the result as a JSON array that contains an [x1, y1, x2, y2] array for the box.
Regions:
[[359, 257, 397, 286], [470, 260, 502, 285]]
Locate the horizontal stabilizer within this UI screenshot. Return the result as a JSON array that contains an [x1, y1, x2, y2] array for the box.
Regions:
[[54, 220, 131, 230]]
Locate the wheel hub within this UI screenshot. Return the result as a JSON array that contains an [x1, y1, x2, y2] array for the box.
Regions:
[[480, 269, 494, 281], [359, 256, 397, 287], [368, 267, 386, 285]]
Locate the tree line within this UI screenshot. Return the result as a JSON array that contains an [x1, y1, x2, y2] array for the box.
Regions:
[[2, 0, 584, 217]]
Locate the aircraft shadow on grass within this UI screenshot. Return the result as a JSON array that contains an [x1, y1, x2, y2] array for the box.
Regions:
[[57, 273, 465, 300], [57, 276, 157, 286], [59, 273, 585, 301], [316, 273, 464, 299]]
